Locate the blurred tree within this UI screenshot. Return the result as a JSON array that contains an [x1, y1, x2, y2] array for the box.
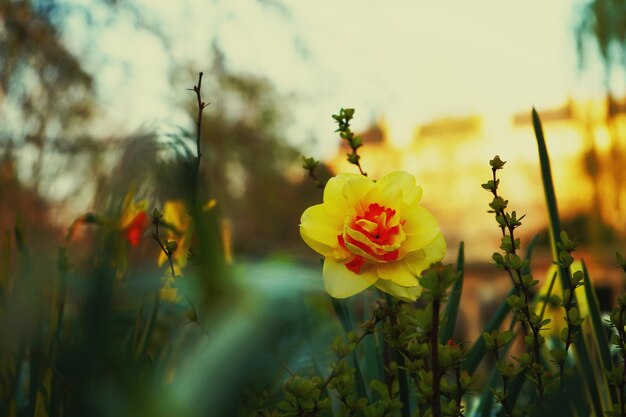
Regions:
[[158, 46, 328, 258], [576, 0, 626, 242], [0, 1, 95, 190], [0, 0, 169, 194]]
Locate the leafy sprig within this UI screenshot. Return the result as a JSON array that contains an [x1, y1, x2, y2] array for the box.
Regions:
[[483, 155, 547, 408], [332, 108, 367, 176]]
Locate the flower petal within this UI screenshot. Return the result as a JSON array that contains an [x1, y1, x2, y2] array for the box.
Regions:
[[377, 260, 419, 287], [323, 173, 363, 216], [377, 171, 423, 205], [323, 259, 378, 298], [300, 204, 346, 258], [423, 232, 446, 263], [342, 176, 375, 215], [374, 279, 423, 302], [401, 206, 440, 253], [404, 232, 446, 276]]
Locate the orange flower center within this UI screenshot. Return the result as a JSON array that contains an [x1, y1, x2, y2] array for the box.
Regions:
[[338, 203, 404, 274]]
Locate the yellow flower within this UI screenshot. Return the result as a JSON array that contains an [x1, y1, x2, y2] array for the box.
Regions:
[[300, 172, 445, 301], [157, 200, 193, 274]]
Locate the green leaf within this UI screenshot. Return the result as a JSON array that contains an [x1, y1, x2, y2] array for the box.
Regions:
[[582, 261, 618, 406], [532, 108, 605, 417], [441, 242, 464, 343], [331, 298, 369, 403], [464, 287, 514, 376], [531, 108, 571, 296], [369, 379, 389, 400]]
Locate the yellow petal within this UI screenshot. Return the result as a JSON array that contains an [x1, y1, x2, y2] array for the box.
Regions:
[[323, 173, 363, 216], [363, 181, 403, 213], [377, 171, 423, 205], [341, 175, 375, 215], [404, 233, 446, 276], [423, 232, 446, 264], [300, 204, 346, 259], [323, 259, 378, 298], [374, 279, 423, 302], [163, 200, 190, 230], [401, 206, 440, 253], [377, 261, 419, 287]]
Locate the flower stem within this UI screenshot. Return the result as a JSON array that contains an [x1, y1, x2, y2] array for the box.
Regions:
[[431, 298, 441, 417]]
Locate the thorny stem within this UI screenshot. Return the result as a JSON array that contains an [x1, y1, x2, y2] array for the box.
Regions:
[[490, 168, 545, 406]]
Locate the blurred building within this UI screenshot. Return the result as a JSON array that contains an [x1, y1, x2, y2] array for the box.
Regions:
[[326, 99, 626, 341], [328, 98, 626, 259]]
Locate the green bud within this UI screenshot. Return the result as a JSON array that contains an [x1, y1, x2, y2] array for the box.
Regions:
[[302, 156, 319, 170], [567, 307, 580, 324], [347, 153, 360, 164], [152, 208, 163, 222], [165, 240, 178, 253], [571, 270, 584, 287], [489, 155, 506, 170], [490, 196, 508, 212]]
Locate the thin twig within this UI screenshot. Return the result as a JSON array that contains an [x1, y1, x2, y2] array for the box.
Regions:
[[190, 72, 210, 199]]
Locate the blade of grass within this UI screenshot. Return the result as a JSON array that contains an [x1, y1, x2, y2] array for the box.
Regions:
[[532, 109, 569, 285], [582, 261, 617, 406], [0, 231, 10, 308], [331, 298, 369, 405], [532, 108, 604, 417], [475, 366, 498, 417], [441, 242, 464, 343]]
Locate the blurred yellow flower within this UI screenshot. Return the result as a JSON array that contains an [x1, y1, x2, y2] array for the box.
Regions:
[[300, 172, 445, 301], [157, 200, 193, 275]]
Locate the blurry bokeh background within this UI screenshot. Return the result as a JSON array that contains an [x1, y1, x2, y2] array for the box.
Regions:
[[2, 0, 626, 344]]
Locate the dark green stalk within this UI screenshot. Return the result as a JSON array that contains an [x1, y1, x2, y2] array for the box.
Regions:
[[383, 295, 411, 417], [493, 344, 512, 417], [441, 242, 464, 343], [137, 291, 160, 358], [191, 72, 208, 200], [618, 307, 626, 417], [454, 365, 463, 416], [431, 298, 441, 417]]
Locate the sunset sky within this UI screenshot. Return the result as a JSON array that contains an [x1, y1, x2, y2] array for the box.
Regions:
[[72, 0, 617, 156]]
